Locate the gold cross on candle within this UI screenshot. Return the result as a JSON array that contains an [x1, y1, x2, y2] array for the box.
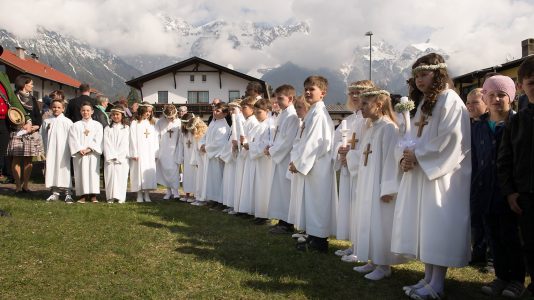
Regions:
[[415, 114, 428, 137], [299, 122, 305, 138], [186, 139, 192, 148], [83, 128, 90, 136], [144, 128, 150, 138], [363, 143, 372, 167], [349, 132, 358, 150]]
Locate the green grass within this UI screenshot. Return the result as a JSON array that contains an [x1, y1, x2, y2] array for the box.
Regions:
[[0, 193, 519, 299]]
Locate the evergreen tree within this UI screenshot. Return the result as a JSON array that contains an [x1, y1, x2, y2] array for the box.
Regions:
[[127, 85, 140, 106]]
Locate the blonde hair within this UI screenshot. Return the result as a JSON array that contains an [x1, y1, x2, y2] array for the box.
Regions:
[[361, 88, 398, 126], [304, 75, 328, 93], [346, 80, 375, 111], [187, 117, 208, 140], [467, 88, 483, 100]]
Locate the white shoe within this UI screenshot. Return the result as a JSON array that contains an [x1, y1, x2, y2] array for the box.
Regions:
[[107, 199, 114, 204], [136, 192, 143, 203], [335, 248, 353, 257], [65, 195, 74, 203], [353, 263, 375, 273], [341, 254, 359, 263], [144, 192, 151, 202], [191, 201, 206, 206], [186, 198, 196, 203], [297, 236, 307, 243], [46, 194, 59, 201], [292, 233, 306, 239], [364, 266, 391, 281], [163, 189, 172, 200], [228, 210, 237, 215]]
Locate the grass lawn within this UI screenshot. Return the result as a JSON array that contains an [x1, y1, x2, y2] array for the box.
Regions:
[[0, 188, 518, 299]]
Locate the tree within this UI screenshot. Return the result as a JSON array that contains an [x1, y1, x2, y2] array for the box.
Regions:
[[127, 86, 140, 106]]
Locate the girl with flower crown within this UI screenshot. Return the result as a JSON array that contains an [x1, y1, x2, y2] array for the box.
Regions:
[[103, 107, 129, 203], [177, 112, 198, 202], [391, 53, 471, 300], [188, 115, 208, 206], [155, 104, 181, 200], [342, 88, 406, 281]]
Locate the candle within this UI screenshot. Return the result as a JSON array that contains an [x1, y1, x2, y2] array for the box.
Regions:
[[231, 114, 237, 141], [340, 120, 348, 147]]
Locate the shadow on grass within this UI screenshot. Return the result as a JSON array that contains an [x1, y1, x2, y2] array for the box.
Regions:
[[138, 201, 492, 299]]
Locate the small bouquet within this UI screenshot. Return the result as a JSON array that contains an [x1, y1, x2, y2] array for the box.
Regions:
[[395, 97, 416, 149]]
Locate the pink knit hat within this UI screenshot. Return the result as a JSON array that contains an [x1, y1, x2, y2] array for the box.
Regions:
[[482, 75, 516, 102]]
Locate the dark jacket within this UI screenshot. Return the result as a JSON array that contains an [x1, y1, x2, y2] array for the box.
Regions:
[[471, 111, 513, 214], [65, 95, 96, 123], [92, 107, 109, 129], [497, 102, 534, 196]]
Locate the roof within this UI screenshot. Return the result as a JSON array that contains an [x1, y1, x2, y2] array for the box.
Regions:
[[0, 48, 81, 88], [125, 56, 266, 90], [453, 54, 533, 84], [326, 104, 352, 113]]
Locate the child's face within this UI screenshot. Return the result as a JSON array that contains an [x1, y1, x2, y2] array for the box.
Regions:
[[519, 75, 534, 103], [304, 84, 325, 105], [484, 90, 511, 114], [414, 70, 435, 94], [348, 89, 363, 111], [466, 94, 487, 119], [110, 112, 123, 124], [360, 97, 381, 120], [141, 111, 150, 120], [276, 94, 292, 110], [80, 105, 93, 120], [241, 105, 253, 118], [254, 107, 269, 122], [50, 101, 64, 117], [213, 108, 227, 120], [295, 101, 308, 119], [147, 107, 153, 117]]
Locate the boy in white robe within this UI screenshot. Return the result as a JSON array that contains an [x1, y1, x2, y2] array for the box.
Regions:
[[289, 76, 338, 253], [199, 102, 230, 205], [392, 54, 471, 299], [130, 104, 159, 203], [103, 107, 130, 203], [68, 101, 103, 203], [220, 101, 242, 212], [266, 85, 300, 233], [155, 105, 181, 200], [41, 99, 73, 203], [176, 113, 198, 202]]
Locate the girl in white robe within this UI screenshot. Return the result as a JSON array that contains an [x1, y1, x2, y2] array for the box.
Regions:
[[41, 100, 73, 202], [103, 108, 130, 203], [129, 104, 159, 203], [392, 54, 471, 299], [155, 105, 181, 200], [345, 89, 407, 281], [220, 102, 241, 211], [185, 116, 208, 205], [333, 80, 374, 260], [68, 102, 103, 203], [176, 113, 197, 201]]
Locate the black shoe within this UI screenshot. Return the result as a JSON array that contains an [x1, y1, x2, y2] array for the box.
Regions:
[[253, 218, 268, 225], [269, 225, 291, 234], [296, 236, 328, 253]]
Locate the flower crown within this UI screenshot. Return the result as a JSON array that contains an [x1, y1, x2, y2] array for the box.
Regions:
[[359, 89, 390, 98], [162, 105, 177, 118], [110, 108, 125, 114], [139, 103, 153, 108], [348, 84, 372, 91], [186, 116, 201, 131], [181, 113, 195, 123], [412, 63, 447, 75]]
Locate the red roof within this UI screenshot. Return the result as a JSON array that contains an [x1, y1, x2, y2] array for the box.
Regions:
[[0, 48, 81, 88]]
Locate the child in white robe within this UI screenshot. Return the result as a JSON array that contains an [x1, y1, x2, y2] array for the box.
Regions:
[[220, 101, 242, 212], [68, 101, 103, 203], [129, 104, 159, 203], [289, 76, 338, 253], [392, 53, 471, 299], [41, 99, 73, 202], [155, 105, 181, 200], [188, 116, 208, 206], [344, 89, 407, 281], [103, 107, 130, 203], [176, 113, 198, 202], [266, 85, 300, 233]]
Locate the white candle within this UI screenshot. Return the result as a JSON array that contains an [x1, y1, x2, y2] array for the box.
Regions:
[[400, 97, 411, 136], [231, 114, 237, 140], [340, 119, 348, 147]]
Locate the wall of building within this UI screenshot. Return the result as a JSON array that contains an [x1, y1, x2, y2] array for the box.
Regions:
[[140, 63, 251, 104], [29, 76, 78, 100]]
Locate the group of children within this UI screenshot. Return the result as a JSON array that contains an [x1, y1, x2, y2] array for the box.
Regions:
[[38, 52, 534, 299]]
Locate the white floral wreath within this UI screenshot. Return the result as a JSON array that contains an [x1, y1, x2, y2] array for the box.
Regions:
[[348, 84, 372, 91], [359, 89, 390, 98], [412, 63, 447, 74]]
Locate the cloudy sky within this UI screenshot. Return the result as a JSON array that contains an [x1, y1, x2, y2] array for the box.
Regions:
[[1, 0, 533, 76]]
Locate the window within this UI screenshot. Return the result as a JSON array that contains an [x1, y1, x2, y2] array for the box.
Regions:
[[187, 91, 209, 104], [202, 74, 207, 82], [158, 91, 168, 104], [190, 75, 195, 82], [229, 90, 240, 101]]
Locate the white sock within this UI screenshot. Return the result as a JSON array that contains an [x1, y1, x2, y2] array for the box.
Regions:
[[424, 263, 433, 284], [429, 265, 447, 293]]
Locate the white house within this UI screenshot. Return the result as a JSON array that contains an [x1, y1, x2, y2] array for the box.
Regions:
[[125, 56, 268, 104]]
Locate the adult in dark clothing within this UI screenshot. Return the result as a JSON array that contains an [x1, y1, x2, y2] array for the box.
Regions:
[[93, 95, 109, 128], [65, 83, 95, 123], [6, 75, 43, 193]]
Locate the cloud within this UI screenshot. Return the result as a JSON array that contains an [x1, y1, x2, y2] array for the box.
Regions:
[[0, 0, 533, 77]]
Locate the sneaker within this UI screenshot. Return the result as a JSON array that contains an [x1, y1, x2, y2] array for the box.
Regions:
[[364, 266, 391, 281], [191, 201, 206, 206], [341, 254, 359, 263], [481, 278, 508, 296], [502, 281, 525, 298], [107, 199, 114, 204], [228, 210, 237, 215], [292, 233, 306, 239], [186, 198, 196, 203], [222, 208, 231, 213], [46, 194, 59, 202], [65, 195, 73, 203], [335, 248, 353, 257], [353, 263, 375, 273]]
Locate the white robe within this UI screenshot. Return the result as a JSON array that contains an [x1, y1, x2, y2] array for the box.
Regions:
[[391, 89, 472, 267], [347, 117, 406, 266], [235, 115, 259, 213], [155, 118, 181, 190], [288, 119, 306, 230], [192, 138, 206, 201], [103, 123, 130, 202], [237, 117, 262, 214], [291, 101, 338, 238], [332, 111, 364, 240], [68, 119, 103, 195], [177, 131, 197, 194], [231, 113, 247, 209], [220, 132, 236, 207], [129, 119, 159, 192], [249, 118, 275, 218], [201, 118, 230, 202], [267, 105, 300, 221], [41, 113, 73, 189]]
